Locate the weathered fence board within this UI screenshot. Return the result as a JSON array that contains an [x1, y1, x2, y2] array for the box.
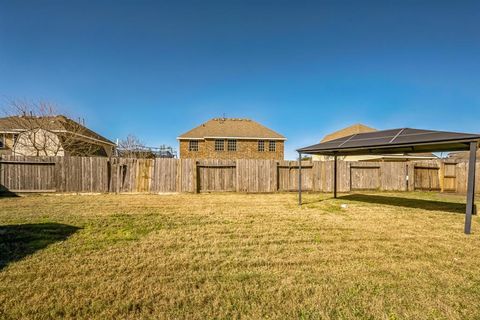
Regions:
[[151, 158, 177, 193], [1, 156, 479, 194], [176, 159, 195, 193], [381, 162, 407, 191], [350, 165, 380, 190], [197, 160, 236, 192], [414, 167, 440, 191], [443, 162, 457, 191], [236, 159, 277, 192], [278, 161, 313, 191], [0, 156, 56, 192]]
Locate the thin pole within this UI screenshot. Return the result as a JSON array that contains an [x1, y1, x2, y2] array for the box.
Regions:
[[464, 141, 477, 234], [333, 155, 338, 198], [298, 152, 302, 206]]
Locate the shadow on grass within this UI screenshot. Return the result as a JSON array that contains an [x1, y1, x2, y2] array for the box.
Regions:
[[0, 189, 20, 197], [338, 194, 466, 214], [0, 223, 80, 270], [300, 198, 329, 205]]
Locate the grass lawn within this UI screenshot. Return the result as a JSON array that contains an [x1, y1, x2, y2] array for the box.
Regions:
[[1, 192, 480, 319]]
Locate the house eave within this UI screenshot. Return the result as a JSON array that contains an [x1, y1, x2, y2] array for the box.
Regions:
[[1, 128, 115, 146], [177, 136, 287, 141], [177, 137, 204, 140]]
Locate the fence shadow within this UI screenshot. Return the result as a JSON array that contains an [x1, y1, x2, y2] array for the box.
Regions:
[[0, 223, 80, 270], [339, 194, 466, 214]]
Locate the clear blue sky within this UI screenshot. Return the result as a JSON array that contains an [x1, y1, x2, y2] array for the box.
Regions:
[[1, 0, 479, 159]]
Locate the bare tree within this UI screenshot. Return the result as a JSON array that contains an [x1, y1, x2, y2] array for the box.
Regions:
[[117, 134, 154, 158], [2, 99, 103, 156]]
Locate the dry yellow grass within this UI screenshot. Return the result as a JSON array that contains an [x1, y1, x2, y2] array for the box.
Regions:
[[1, 192, 480, 319]]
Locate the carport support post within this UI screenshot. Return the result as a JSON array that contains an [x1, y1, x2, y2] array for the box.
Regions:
[[298, 152, 302, 206], [464, 141, 477, 234], [333, 155, 338, 198]]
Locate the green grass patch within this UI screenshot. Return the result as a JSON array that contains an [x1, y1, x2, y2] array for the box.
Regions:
[[0, 192, 479, 319]]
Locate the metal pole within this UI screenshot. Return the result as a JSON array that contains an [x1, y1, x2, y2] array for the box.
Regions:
[[334, 155, 338, 198], [464, 141, 477, 234], [298, 152, 302, 206]]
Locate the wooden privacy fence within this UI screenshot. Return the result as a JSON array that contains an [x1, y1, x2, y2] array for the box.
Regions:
[[0, 155, 479, 194]]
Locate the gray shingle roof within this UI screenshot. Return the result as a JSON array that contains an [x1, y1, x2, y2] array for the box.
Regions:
[[178, 118, 286, 140]]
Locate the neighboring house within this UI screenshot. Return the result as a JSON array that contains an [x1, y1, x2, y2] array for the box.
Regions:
[[177, 118, 286, 160], [0, 115, 115, 157], [312, 123, 438, 162], [447, 149, 480, 161]]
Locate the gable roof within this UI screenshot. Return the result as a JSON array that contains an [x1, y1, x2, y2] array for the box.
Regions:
[[177, 118, 286, 140], [299, 128, 480, 155], [321, 123, 376, 142], [0, 115, 115, 146]]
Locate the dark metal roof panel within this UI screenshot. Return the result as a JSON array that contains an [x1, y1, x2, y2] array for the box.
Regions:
[[298, 128, 480, 155]]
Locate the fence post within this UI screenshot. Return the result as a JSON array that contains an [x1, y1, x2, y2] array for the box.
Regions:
[[464, 141, 477, 234], [193, 160, 198, 193], [347, 162, 351, 192], [116, 159, 121, 194], [333, 155, 337, 198], [439, 160, 445, 193], [275, 161, 279, 192], [176, 159, 181, 193], [408, 163, 415, 191], [55, 156, 64, 192], [298, 153, 302, 206], [235, 159, 240, 192]]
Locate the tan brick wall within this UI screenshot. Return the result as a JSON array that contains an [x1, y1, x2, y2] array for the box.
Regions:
[[179, 139, 284, 160]]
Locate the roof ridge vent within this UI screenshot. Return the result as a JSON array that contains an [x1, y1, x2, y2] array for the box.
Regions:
[[212, 117, 251, 121]]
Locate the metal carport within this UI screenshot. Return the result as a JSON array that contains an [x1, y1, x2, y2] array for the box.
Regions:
[[297, 128, 480, 234]]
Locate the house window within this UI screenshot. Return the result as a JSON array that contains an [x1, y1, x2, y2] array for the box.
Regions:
[[258, 140, 265, 152], [227, 139, 237, 151], [0, 134, 4, 148], [269, 141, 276, 152], [215, 139, 224, 151], [188, 140, 199, 152]]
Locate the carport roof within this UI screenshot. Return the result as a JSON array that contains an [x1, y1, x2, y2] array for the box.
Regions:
[[297, 128, 480, 156]]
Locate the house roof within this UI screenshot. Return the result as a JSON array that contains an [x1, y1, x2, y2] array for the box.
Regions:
[[321, 123, 376, 142], [177, 118, 286, 140], [0, 116, 115, 146], [298, 128, 480, 156]]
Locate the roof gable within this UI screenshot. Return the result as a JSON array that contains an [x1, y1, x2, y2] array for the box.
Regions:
[[321, 123, 376, 142], [178, 118, 286, 140]]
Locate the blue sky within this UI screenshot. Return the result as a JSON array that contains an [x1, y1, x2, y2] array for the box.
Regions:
[[1, 0, 479, 159]]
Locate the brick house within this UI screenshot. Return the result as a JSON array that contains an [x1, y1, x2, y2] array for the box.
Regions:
[[177, 118, 286, 160]]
